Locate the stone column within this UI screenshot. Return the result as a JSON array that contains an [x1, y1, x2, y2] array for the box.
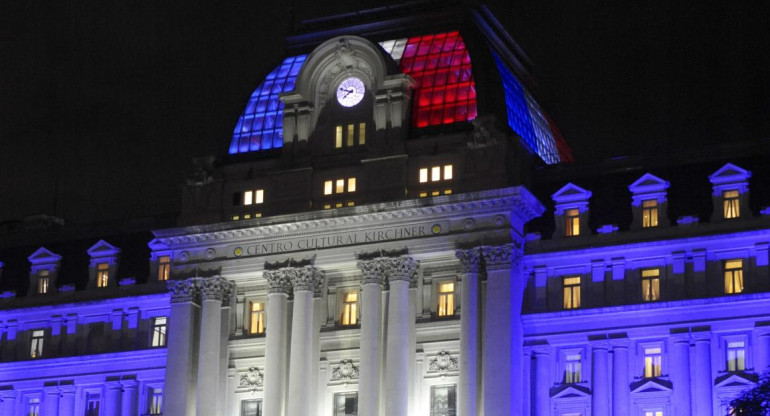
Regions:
[[692, 331, 713, 415], [217, 285, 234, 416], [164, 279, 200, 416], [287, 267, 323, 416], [0, 390, 15, 416], [481, 243, 523, 416], [532, 345, 551, 416], [522, 348, 532, 416], [611, 337, 630, 416], [357, 259, 387, 416], [120, 380, 137, 416], [263, 269, 292, 416], [58, 386, 75, 416], [384, 256, 417, 416], [670, 333, 691, 416], [105, 382, 123, 416], [591, 341, 610, 416], [44, 386, 60, 416], [456, 248, 481, 416], [755, 331, 770, 374], [196, 277, 232, 416]]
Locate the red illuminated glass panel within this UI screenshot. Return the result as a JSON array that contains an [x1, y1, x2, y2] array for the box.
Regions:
[[399, 32, 477, 128]]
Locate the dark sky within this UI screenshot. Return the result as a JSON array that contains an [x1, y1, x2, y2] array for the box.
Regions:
[[1, 0, 768, 225]]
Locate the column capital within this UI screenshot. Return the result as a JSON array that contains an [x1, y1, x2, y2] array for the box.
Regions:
[[357, 258, 388, 285], [195, 276, 233, 302], [455, 248, 481, 274], [264, 269, 293, 295], [106, 381, 124, 391], [386, 256, 417, 283], [120, 379, 138, 389], [167, 278, 199, 303], [480, 243, 521, 270], [290, 266, 324, 295]]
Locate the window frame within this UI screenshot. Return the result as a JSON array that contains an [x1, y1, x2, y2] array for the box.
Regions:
[[562, 276, 581, 309], [247, 300, 266, 335], [641, 268, 661, 302], [723, 259, 744, 294], [157, 255, 171, 281], [332, 391, 359, 416], [151, 317, 167, 348], [429, 384, 457, 416], [96, 262, 110, 288], [340, 290, 359, 327], [723, 189, 740, 219], [240, 399, 262, 416], [30, 329, 45, 359], [642, 346, 663, 378], [563, 351, 582, 384], [436, 280, 456, 318], [148, 386, 163, 415], [564, 208, 580, 237], [642, 199, 659, 228]]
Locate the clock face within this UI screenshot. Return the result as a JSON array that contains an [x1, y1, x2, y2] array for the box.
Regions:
[[336, 77, 365, 107]]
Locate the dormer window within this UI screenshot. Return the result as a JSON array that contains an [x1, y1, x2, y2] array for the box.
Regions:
[[642, 199, 659, 227], [335, 123, 366, 148], [96, 263, 110, 288], [37, 269, 50, 294], [552, 183, 591, 239], [565, 209, 580, 237], [158, 256, 171, 281], [723, 190, 740, 219]]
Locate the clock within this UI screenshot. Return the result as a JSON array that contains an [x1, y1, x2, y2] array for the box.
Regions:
[[336, 77, 365, 107]]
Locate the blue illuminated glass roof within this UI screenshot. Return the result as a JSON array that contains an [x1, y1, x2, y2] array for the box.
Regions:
[[229, 55, 307, 154]]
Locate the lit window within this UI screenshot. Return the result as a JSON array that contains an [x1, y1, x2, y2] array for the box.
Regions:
[[27, 398, 40, 416], [419, 168, 428, 183], [324, 181, 333, 195], [644, 347, 662, 378], [243, 189, 264, 205], [358, 123, 366, 145], [723, 189, 740, 219], [430, 385, 457, 416], [151, 317, 167, 347], [431, 166, 441, 182], [641, 268, 660, 302], [333, 392, 358, 416], [241, 399, 262, 416], [443, 165, 453, 180], [336, 179, 345, 194], [642, 199, 658, 227], [644, 412, 663, 416], [346, 124, 355, 147], [437, 282, 455, 317], [565, 209, 580, 237], [724, 259, 744, 294], [249, 302, 265, 335], [565, 354, 581, 383], [149, 388, 163, 415], [244, 214, 252, 220], [335, 126, 343, 148], [727, 341, 746, 371], [419, 192, 428, 197], [158, 256, 171, 281], [562, 276, 581, 309], [85, 395, 100, 416], [30, 330, 44, 358], [348, 178, 356, 193], [232, 215, 240, 221], [37, 269, 50, 294], [96, 263, 109, 288], [341, 292, 358, 326]]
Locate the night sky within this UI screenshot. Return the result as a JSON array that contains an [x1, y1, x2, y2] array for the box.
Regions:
[[1, 0, 768, 225]]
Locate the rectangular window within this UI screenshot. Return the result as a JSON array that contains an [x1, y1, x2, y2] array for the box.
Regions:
[[38, 269, 50, 294], [241, 399, 262, 416], [724, 259, 744, 294], [342, 292, 358, 326], [336, 179, 345, 194], [419, 168, 429, 183], [562, 276, 581, 309], [27, 398, 40, 416], [335, 126, 343, 148], [348, 178, 356, 193], [346, 124, 355, 147], [437, 282, 455, 317], [158, 256, 171, 281], [249, 302, 265, 334], [641, 268, 660, 302], [430, 385, 457, 416], [565, 353, 581, 383], [443, 164, 453, 180], [642, 199, 659, 227], [85, 395, 100, 416], [96, 263, 109, 288], [243, 189, 264, 205], [30, 330, 44, 358], [723, 189, 740, 219], [565, 209, 580, 237], [255, 189, 264, 204], [644, 412, 663, 416], [333, 392, 358, 416], [244, 190, 253, 205], [358, 123, 366, 145], [644, 347, 662, 378], [431, 166, 441, 182], [727, 341, 746, 371], [324, 181, 333, 195], [149, 388, 163, 415], [151, 317, 167, 347]]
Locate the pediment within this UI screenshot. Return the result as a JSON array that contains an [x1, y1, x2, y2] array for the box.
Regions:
[[27, 247, 62, 265], [551, 384, 591, 399], [148, 238, 171, 251], [552, 183, 592, 204], [87, 239, 121, 258], [709, 163, 752, 185], [715, 372, 758, 388], [629, 173, 670, 195], [630, 378, 673, 393]]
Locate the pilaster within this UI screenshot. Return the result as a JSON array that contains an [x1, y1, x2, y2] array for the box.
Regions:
[[456, 248, 481, 416]]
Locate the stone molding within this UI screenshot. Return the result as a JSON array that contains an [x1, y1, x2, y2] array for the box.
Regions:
[[290, 266, 324, 295], [167, 279, 199, 303], [480, 243, 521, 271], [264, 269, 293, 295], [386, 256, 417, 284], [455, 248, 481, 274], [197, 276, 232, 302], [330, 359, 359, 381], [239, 366, 264, 391], [428, 351, 459, 375], [356, 258, 390, 285], [167, 276, 235, 304]]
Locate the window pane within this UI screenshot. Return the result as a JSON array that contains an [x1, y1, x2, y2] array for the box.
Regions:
[[419, 168, 428, 183], [255, 189, 264, 204], [348, 178, 356, 193], [358, 123, 366, 145], [444, 164, 453, 180], [244, 190, 253, 205], [336, 179, 345, 194], [431, 166, 441, 182], [335, 126, 343, 148], [347, 124, 355, 147]]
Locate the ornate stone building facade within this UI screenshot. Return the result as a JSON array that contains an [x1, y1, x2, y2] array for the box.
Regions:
[[1, 3, 770, 416]]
